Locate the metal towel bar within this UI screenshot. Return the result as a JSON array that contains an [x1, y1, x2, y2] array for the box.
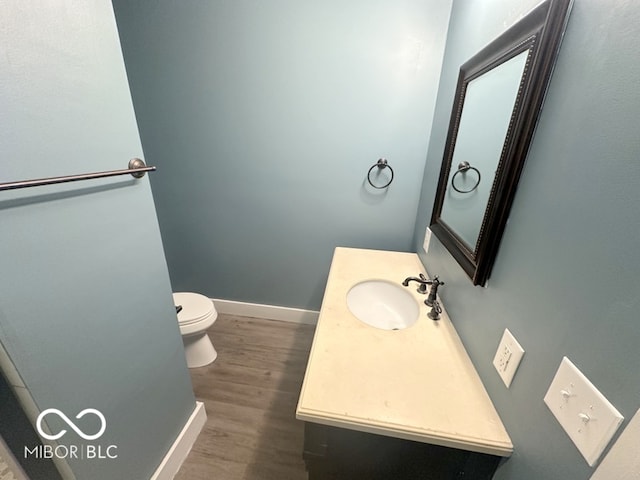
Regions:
[[0, 158, 155, 192]]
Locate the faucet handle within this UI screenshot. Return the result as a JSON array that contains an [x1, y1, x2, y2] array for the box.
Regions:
[[416, 273, 431, 293], [427, 299, 442, 320]]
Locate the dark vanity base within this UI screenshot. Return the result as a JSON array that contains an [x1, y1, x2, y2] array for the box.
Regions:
[[303, 422, 502, 480]]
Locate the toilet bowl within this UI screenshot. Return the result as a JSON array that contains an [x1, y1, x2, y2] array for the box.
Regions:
[[173, 292, 218, 368]]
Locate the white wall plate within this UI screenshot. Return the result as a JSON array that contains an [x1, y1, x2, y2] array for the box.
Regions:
[[423, 227, 432, 253], [543, 357, 624, 466], [492, 328, 525, 388]]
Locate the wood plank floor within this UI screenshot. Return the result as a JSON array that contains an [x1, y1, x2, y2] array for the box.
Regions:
[[175, 314, 316, 480]]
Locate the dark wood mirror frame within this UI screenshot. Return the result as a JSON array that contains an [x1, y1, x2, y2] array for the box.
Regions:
[[430, 0, 572, 286]]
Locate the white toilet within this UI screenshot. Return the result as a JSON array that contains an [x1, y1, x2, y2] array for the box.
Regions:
[[173, 292, 218, 368]]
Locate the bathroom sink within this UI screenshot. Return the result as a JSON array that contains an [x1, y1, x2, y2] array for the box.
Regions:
[[346, 280, 419, 330]]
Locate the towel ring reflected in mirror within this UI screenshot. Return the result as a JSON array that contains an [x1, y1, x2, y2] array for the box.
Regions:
[[451, 162, 481, 194]]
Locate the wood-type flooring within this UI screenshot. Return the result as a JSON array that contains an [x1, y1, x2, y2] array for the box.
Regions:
[[175, 314, 316, 480]]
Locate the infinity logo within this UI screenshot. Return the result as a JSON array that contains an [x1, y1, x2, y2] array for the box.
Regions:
[[36, 408, 106, 441]]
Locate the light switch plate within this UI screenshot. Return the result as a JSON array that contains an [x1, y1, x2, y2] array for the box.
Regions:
[[423, 227, 432, 253], [492, 328, 524, 388], [544, 357, 624, 466]]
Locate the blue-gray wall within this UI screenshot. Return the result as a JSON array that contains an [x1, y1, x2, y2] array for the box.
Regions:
[[112, 0, 452, 311], [414, 1, 640, 478], [0, 3, 195, 479]]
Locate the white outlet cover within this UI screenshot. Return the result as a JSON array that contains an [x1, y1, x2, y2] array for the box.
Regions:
[[423, 227, 432, 253], [544, 357, 624, 466], [492, 328, 525, 388]]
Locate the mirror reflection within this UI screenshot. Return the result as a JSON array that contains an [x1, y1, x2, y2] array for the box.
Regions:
[[440, 50, 529, 248], [429, 0, 572, 286]]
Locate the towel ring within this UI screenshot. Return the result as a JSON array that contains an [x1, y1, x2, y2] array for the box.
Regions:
[[451, 161, 481, 193], [367, 159, 394, 189]]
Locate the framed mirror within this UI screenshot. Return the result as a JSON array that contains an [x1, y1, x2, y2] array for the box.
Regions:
[[430, 0, 572, 286]]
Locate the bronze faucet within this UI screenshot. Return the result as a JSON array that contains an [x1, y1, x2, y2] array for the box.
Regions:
[[402, 274, 445, 320], [401, 273, 430, 293]]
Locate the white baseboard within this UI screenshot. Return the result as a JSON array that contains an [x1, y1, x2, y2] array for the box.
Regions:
[[150, 401, 206, 480], [212, 299, 319, 325]]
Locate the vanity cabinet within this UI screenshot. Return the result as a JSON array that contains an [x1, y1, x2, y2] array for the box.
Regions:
[[302, 422, 501, 480], [296, 248, 512, 480]]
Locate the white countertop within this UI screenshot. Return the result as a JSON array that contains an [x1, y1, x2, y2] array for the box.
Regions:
[[296, 247, 513, 457]]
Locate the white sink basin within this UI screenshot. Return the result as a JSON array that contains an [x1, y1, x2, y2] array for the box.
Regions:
[[346, 280, 419, 330]]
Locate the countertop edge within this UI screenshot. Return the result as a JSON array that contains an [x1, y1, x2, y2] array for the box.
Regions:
[[295, 409, 513, 457]]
